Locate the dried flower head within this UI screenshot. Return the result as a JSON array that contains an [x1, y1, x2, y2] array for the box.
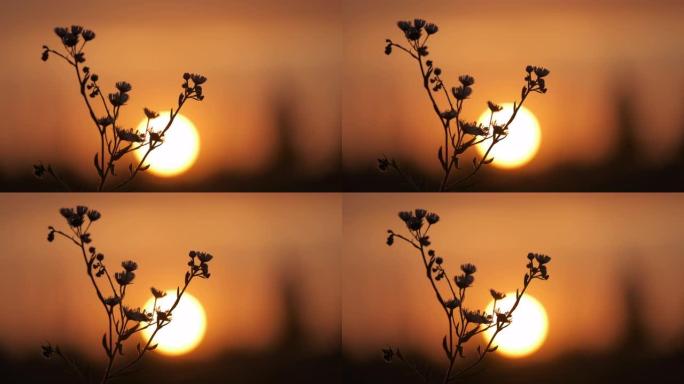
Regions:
[[490, 289, 506, 300], [197, 252, 213, 263], [62, 33, 79, 47], [534, 67, 550, 78], [458, 75, 475, 86], [33, 163, 47, 178], [377, 157, 390, 171], [445, 298, 461, 309], [115, 127, 145, 143], [455, 274, 474, 288], [104, 296, 121, 306], [440, 109, 457, 121], [54, 27, 68, 38], [124, 307, 151, 322], [41, 343, 55, 359], [115, 270, 135, 286], [460, 121, 486, 136], [487, 101, 503, 112], [190, 74, 207, 85], [464, 309, 492, 324], [451, 85, 473, 100], [425, 23, 439, 35], [143, 108, 159, 119], [87, 210, 101, 221], [405, 27, 422, 41], [59, 207, 85, 227], [460, 263, 477, 275], [382, 347, 394, 363], [151, 287, 166, 299], [108, 92, 129, 107], [534, 253, 552, 264], [426, 212, 440, 224], [115, 81, 132, 93], [82, 29, 96, 41], [121, 260, 138, 272], [406, 216, 424, 231]]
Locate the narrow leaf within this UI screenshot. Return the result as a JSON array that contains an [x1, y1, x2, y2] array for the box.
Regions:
[[101, 333, 109, 353], [438, 147, 445, 169], [442, 335, 451, 359], [94, 153, 101, 176]]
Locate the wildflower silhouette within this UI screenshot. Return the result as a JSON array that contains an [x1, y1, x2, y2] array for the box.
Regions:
[[37, 25, 207, 191], [384, 209, 551, 382], [380, 19, 550, 191], [43, 206, 214, 383]]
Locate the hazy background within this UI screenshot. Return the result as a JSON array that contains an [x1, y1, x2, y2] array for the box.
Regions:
[[342, 0, 684, 191], [0, 0, 341, 191], [0, 193, 341, 382], [343, 193, 684, 382], [2, 0, 683, 191]]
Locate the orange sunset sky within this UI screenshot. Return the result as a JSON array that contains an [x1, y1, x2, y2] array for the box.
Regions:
[[0, 193, 341, 359], [0, 0, 341, 182], [342, 193, 684, 362], [0, 0, 682, 188], [342, 0, 684, 173]]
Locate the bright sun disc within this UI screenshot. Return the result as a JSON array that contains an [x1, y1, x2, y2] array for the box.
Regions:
[[483, 293, 548, 358], [476, 103, 541, 169], [141, 291, 206, 356], [134, 114, 200, 177]]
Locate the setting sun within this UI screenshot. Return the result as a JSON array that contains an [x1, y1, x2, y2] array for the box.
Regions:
[[476, 103, 541, 169], [483, 293, 548, 358], [141, 291, 207, 356], [134, 114, 200, 177]]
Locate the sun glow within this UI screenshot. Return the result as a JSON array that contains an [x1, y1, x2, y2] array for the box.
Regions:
[[483, 293, 548, 358], [141, 291, 206, 356], [476, 103, 541, 169], [134, 113, 200, 177]]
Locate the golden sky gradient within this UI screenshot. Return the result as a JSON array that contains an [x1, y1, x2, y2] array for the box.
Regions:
[[342, 193, 684, 361], [342, 0, 684, 172], [0, 193, 340, 359], [0, 0, 341, 180]]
